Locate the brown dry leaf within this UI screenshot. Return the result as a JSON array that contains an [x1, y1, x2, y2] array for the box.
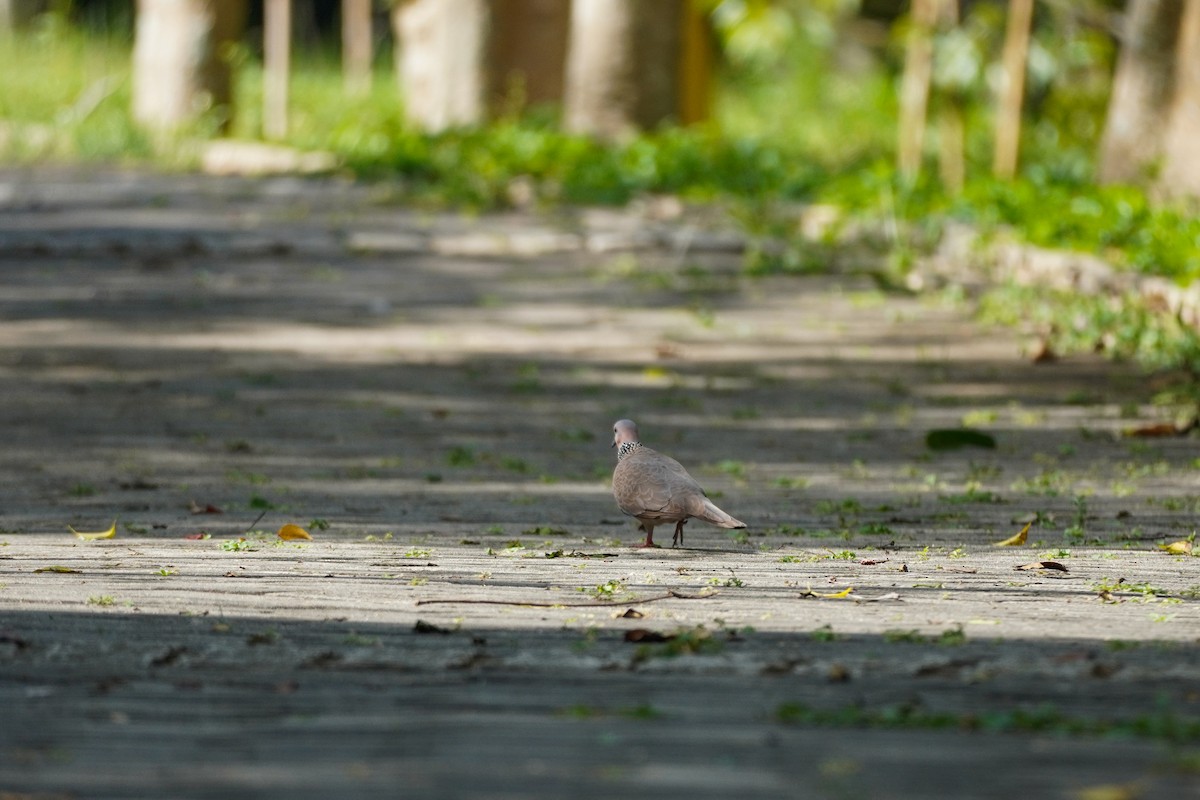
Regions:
[[624, 629, 673, 643], [34, 565, 82, 574], [1123, 422, 1187, 438], [277, 524, 313, 541], [1014, 561, 1069, 572], [69, 520, 117, 541], [994, 520, 1032, 547], [619, 608, 645, 619], [183, 532, 210, 541], [1157, 540, 1194, 556], [859, 557, 889, 566], [189, 500, 223, 515]]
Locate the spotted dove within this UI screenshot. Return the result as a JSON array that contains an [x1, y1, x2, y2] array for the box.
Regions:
[[611, 419, 746, 548]]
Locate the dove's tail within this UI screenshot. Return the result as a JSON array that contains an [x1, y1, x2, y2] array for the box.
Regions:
[[699, 499, 746, 529]]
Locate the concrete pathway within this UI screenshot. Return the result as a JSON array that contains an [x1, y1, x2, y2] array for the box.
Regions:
[[1, 168, 1197, 799]]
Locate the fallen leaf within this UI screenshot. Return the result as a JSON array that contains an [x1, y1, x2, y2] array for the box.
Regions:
[[0, 632, 30, 650], [814, 586, 855, 599], [853, 592, 902, 603], [69, 520, 117, 541], [624, 629, 674, 643], [34, 565, 82, 574], [826, 663, 851, 682], [1015, 561, 1069, 572], [183, 532, 210, 540], [277, 524, 312, 541], [120, 478, 159, 490], [619, 608, 645, 619], [189, 500, 223, 514], [413, 620, 453, 635], [925, 428, 996, 451], [1157, 540, 1193, 556], [994, 521, 1032, 547], [1122, 422, 1191, 438], [859, 557, 889, 566], [1072, 783, 1141, 800]]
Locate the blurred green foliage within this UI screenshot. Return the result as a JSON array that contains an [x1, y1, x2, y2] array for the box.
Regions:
[[2, 2, 1199, 381]]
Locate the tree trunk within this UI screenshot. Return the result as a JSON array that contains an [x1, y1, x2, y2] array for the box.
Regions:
[[993, 0, 1033, 180], [897, 0, 939, 181], [564, 0, 684, 139], [678, 0, 715, 126], [392, 0, 490, 131], [342, 0, 374, 95], [132, 0, 247, 135], [487, 0, 569, 113], [263, 0, 291, 140], [1160, 0, 1200, 196], [0, 0, 48, 36], [935, 0, 964, 194], [1098, 0, 1184, 184]]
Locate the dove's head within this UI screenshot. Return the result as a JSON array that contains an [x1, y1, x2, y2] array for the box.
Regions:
[[612, 419, 640, 448]]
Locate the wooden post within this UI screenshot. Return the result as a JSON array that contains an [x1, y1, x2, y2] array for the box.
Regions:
[[342, 0, 373, 94], [264, 0, 291, 140], [897, 0, 938, 182], [993, 0, 1034, 180]]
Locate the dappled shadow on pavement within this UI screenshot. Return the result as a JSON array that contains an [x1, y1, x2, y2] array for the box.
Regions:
[[2, 169, 1199, 799], [2, 607, 1198, 799]]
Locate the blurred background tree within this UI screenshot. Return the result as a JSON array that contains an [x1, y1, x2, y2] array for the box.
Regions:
[[4, 0, 1200, 392]]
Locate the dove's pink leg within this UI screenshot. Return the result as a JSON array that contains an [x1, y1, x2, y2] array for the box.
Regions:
[[634, 523, 658, 548]]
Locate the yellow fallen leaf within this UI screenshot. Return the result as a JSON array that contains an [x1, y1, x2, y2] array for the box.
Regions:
[[69, 520, 117, 541], [1158, 540, 1193, 555], [818, 587, 855, 599], [34, 565, 82, 573], [993, 520, 1031, 547], [277, 524, 313, 541], [1073, 783, 1140, 800]]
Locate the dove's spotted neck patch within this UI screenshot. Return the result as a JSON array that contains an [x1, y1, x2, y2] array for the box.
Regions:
[[617, 441, 642, 461]]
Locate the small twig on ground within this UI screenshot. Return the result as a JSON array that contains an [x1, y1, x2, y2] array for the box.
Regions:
[[415, 589, 716, 608], [243, 511, 267, 535]]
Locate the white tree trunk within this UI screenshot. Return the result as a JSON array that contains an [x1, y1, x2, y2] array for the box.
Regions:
[[393, 0, 489, 131], [132, 0, 246, 134], [342, 0, 373, 94]]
